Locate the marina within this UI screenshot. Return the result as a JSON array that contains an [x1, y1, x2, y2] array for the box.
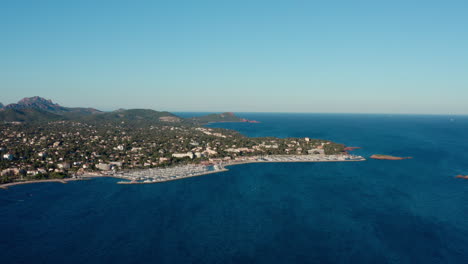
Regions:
[[114, 164, 227, 184], [111, 154, 365, 184]]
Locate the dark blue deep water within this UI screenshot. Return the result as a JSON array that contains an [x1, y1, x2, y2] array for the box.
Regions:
[[2, 113, 468, 263]]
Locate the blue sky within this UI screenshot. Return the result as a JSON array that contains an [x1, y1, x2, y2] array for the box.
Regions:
[[1, 0, 467, 114]]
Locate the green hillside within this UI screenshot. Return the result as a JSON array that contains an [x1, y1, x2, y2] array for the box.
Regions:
[[0, 108, 63, 122], [78, 109, 182, 124]]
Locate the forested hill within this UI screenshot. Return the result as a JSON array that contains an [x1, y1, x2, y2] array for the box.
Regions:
[[191, 112, 260, 124], [0, 97, 254, 125]]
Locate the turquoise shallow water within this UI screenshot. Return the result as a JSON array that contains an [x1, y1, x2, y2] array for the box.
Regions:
[[1, 113, 468, 263]]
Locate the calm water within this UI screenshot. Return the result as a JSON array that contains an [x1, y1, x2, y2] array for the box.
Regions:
[[1, 114, 468, 263]]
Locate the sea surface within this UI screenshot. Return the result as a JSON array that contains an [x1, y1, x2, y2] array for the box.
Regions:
[[1, 113, 468, 264]]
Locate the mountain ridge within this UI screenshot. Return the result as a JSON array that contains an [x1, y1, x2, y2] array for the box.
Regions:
[[0, 96, 255, 124]]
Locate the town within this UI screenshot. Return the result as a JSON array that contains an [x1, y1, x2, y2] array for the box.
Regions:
[[0, 118, 353, 184]]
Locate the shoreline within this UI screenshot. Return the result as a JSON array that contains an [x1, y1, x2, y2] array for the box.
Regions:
[[0, 154, 365, 188], [0, 178, 86, 190]]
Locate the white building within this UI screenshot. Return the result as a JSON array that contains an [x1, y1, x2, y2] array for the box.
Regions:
[[116, 145, 125, 151], [110, 161, 123, 167], [308, 149, 325, 155], [203, 148, 218, 156], [172, 152, 194, 159], [96, 163, 111, 171], [57, 162, 71, 169], [159, 157, 169, 162], [2, 153, 14, 160], [1, 168, 19, 176]]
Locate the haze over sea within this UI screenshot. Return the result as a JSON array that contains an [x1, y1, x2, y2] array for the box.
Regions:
[[1, 113, 468, 263]]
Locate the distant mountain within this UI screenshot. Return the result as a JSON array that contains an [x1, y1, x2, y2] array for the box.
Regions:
[[0, 97, 182, 124], [3, 96, 101, 115], [192, 112, 260, 124], [5, 96, 68, 112], [0, 102, 3, 108]]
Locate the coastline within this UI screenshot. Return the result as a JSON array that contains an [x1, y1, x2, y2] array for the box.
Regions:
[[0, 178, 86, 190], [0, 154, 365, 188]]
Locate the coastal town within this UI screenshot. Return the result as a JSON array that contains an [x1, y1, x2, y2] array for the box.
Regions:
[[0, 97, 363, 186]]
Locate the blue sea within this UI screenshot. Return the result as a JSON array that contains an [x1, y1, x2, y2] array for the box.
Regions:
[[1, 113, 468, 263]]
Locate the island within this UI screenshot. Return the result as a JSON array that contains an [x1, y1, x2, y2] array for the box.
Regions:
[[455, 175, 468, 179], [0, 97, 364, 187], [370, 154, 413, 160]]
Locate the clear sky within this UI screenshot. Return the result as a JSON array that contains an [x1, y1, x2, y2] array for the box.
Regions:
[[1, 0, 467, 114]]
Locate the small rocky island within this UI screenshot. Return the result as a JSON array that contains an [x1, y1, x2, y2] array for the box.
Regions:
[[370, 154, 413, 160]]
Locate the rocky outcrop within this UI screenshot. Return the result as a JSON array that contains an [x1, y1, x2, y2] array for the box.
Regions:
[[370, 154, 413, 160], [4, 96, 101, 114], [5, 96, 68, 112]]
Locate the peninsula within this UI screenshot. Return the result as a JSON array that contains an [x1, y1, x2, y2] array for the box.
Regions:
[[0, 97, 364, 186], [191, 112, 260, 124]]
